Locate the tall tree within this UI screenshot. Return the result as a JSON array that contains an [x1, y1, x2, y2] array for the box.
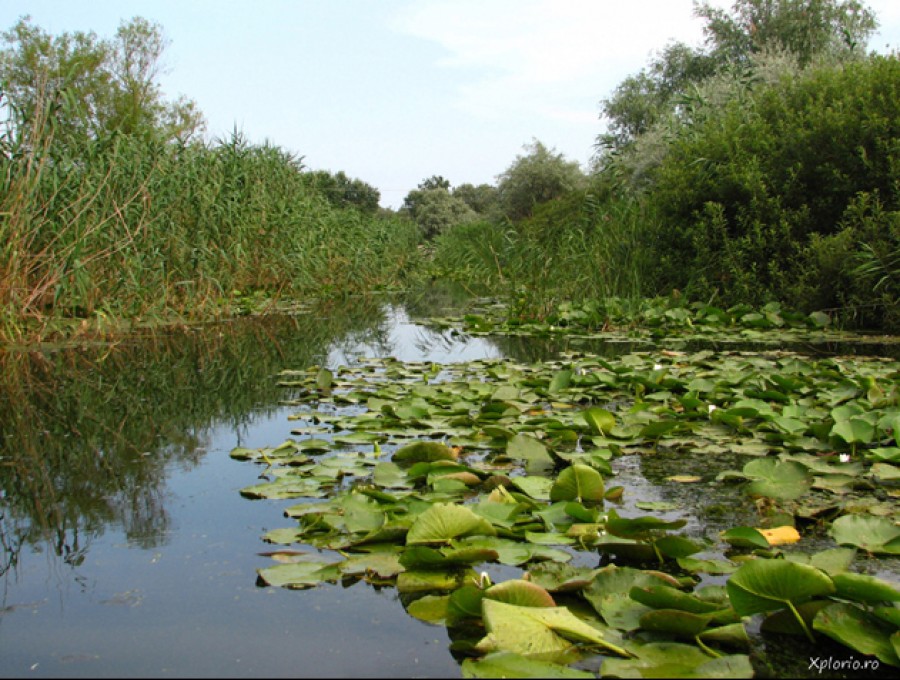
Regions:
[[0, 15, 204, 143], [597, 0, 878, 154], [496, 140, 585, 221]]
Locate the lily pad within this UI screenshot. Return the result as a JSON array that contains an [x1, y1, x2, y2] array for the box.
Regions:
[[814, 602, 900, 667], [406, 503, 496, 545], [461, 651, 595, 678], [476, 598, 633, 660], [830, 515, 900, 555], [600, 642, 753, 678], [549, 464, 605, 503]]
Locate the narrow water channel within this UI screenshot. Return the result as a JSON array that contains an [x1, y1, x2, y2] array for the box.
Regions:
[[0, 293, 510, 678], [1, 291, 897, 678]]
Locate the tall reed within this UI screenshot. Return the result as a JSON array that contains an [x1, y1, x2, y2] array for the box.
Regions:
[[0, 84, 421, 343]]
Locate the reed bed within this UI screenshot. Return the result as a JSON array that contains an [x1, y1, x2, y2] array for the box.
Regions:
[[0, 91, 420, 343]]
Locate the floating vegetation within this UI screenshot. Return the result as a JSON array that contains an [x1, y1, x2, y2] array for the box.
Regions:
[[232, 339, 899, 677]]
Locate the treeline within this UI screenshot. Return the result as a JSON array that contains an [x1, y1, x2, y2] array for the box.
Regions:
[[416, 0, 899, 331], [0, 17, 418, 342]]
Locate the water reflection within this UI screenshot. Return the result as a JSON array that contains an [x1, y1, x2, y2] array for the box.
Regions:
[[0, 298, 415, 580]]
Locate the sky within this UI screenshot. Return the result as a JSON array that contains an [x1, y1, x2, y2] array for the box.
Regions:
[[2, 1, 899, 209]]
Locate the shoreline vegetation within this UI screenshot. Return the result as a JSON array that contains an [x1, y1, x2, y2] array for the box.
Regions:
[[1, 1, 898, 347]]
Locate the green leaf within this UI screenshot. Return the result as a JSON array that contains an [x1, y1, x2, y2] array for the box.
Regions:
[[476, 598, 633, 660], [742, 458, 811, 500], [461, 651, 595, 678], [601, 642, 753, 678], [256, 560, 341, 589], [830, 514, 900, 555], [549, 464, 605, 503], [831, 572, 900, 603], [506, 433, 555, 473], [583, 407, 615, 435], [392, 441, 457, 466], [406, 503, 496, 544], [814, 602, 900, 667], [727, 559, 834, 617]]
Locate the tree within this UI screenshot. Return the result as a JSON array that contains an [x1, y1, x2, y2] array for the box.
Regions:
[[696, 0, 877, 67], [597, 0, 878, 155], [495, 140, 585, 221], [452, 182, 499, 216], [0, 15, 204, 143], [304, 170, 381, 214]]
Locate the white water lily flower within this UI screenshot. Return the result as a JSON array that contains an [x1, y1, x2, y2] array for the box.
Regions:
[[653, 363, 663, 370], [839, 453, 851, 463], [708, 404, 718, 413]]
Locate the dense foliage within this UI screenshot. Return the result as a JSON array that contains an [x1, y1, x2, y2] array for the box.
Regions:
[[424, 0, 898, 332], [0, 17, 420, 342]]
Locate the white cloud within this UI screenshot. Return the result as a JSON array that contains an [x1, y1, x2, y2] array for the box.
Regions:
[[392, 0, 709, 123]]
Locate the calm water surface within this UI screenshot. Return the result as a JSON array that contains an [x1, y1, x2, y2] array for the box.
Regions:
[[1, 292, 897, 678], [1, 295, 510, 678]]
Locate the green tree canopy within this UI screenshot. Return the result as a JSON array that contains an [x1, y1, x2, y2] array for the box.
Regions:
[[304, 170, 381, 214], [0, 15, 204, 144], [597, 0, 878, 155], [496, 140, 585, 221]]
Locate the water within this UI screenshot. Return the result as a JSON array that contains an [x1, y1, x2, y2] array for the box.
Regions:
[[1, 292, 897, 678], [1, 295, 499, 678]]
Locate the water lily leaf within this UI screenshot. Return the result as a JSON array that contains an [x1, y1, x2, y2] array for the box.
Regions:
[[525, 563, 598, 592], [726, 559, 835, 616], [406, 594, 449, 623], [583, 407, 615, 435], [506, 434, 555, 473], [583, 565, 672, 631], [396, 569, 465, 592], [639, 609, 715, 637], [339, 553, 405, 580], [461, 651, 594, 679], [476, 598, 633, 660], [550, 464, 605, 503], [721, 527, 770, 550], [399, 545, 498, 570], [392, 441, 457, 466], [784, 547, 856, 575], [832, 418, 876, 445], [760, 600, 832, 636], [697, 622, 750, 649], [485, 579, 556, 608], [831, 572, 900, 603], [654, 535, 704, 559], [600, 642, 753, 678], [830, 515, 900, 555], [743, 458, 811, 500], [629, 584, 724, 614], [814, 602, 900, 667], [510, 475, 554, 501], [315, 367, 333, 392], [548, 369, 573, 394], [407, 503, 496, 544], [256, 560, 341, 589], [606, 508, 686, 539], [262, 527, 303, 545]]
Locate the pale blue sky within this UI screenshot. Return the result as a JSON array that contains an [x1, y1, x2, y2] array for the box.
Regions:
[[3, 0, 898, 208]]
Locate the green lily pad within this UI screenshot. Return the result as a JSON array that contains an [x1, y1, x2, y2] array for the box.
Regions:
[[506, 433, 555, 473], [256, 560, 341, 589], [726, 559, 835, 624], [476, 598, 633, 660], [406, 503, 496, 545], [583, 407, 615, 435], [549, 464, 605, 503], [742, 458, 811, 500], [600, 642, 753, 678], [485, 579, 556, 608], [831, 572, 900, 603], [830, 515, 900, 555], [461, 651, 595, 678], [814, 602, 900, 667], [392, 441, 457, 466]]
